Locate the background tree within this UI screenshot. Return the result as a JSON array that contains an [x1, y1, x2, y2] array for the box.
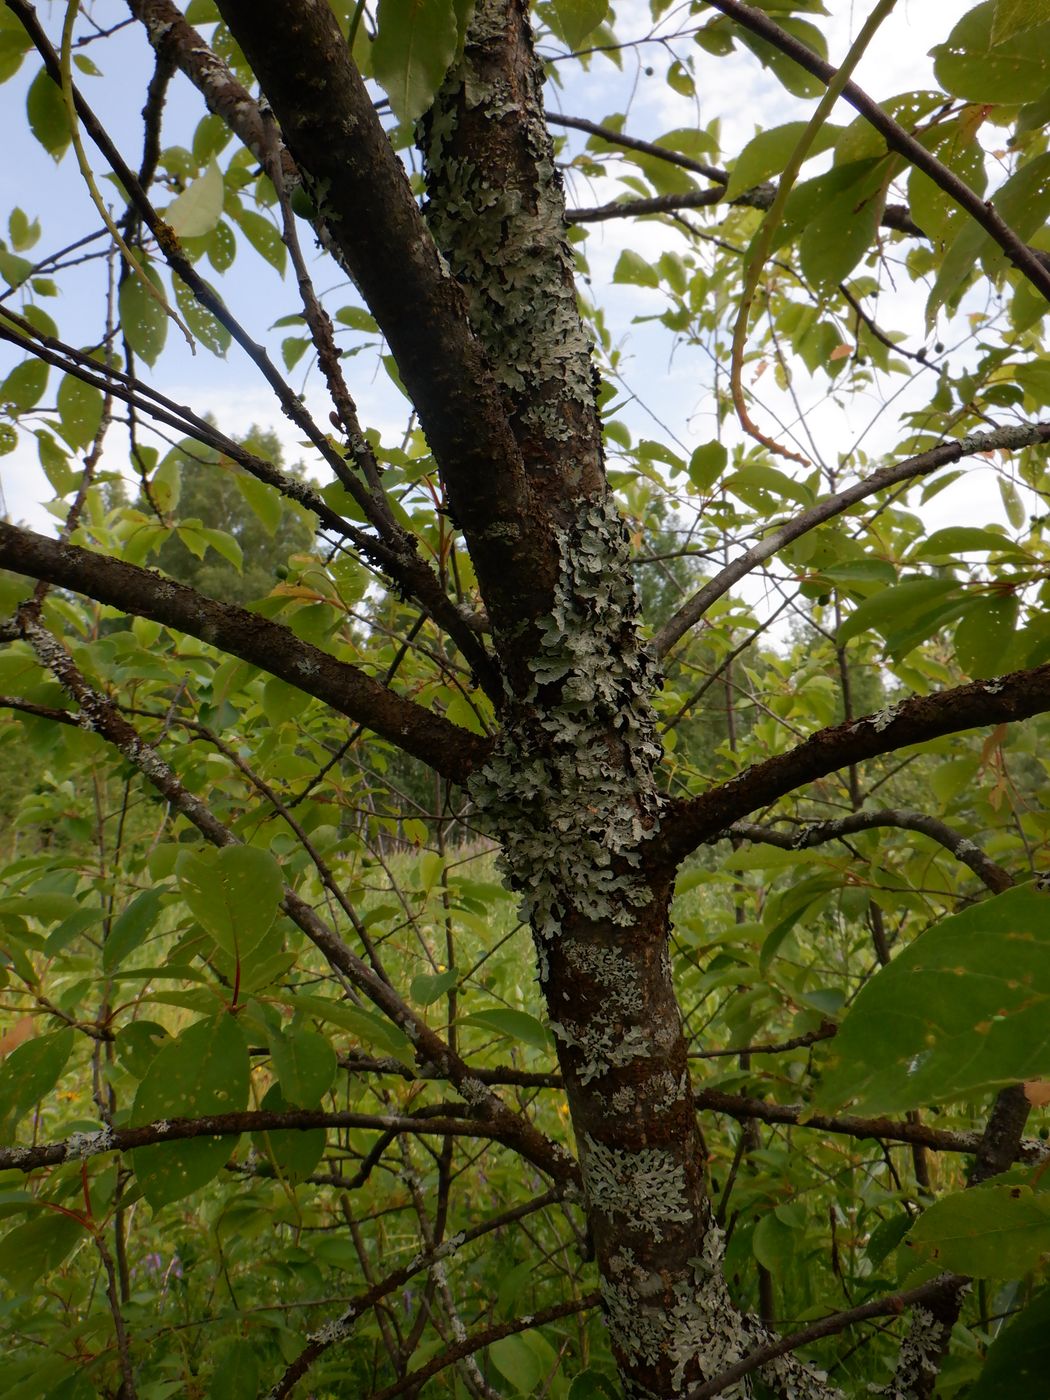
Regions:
[[1, 1, 1050, 1397]]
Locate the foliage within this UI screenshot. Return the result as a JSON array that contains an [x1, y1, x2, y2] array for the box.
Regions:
[[0, 0, 1050, 1397]]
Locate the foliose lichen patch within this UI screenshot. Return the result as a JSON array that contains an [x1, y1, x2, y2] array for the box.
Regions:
[[467, 494, 663, 952]]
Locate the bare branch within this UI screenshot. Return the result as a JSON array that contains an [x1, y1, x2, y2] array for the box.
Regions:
[[657, 661, 1050, 867], [724, 811, 1013, 894], [0, 523, 489, 783], [654, 420, 1050, 658]]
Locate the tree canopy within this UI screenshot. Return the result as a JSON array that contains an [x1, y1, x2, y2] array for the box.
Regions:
[[1, 0, 1050, 1397]]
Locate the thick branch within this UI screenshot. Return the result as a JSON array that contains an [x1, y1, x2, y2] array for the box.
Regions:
[[657, 663, 1050, 867], [211, 0, 551, 637], [725, 811, 1013, 894], [0, 522, 489, 784], [695, 1088, 1049, 1160], [685, 1275, 966, 1400], [654, 421, 1050, 658]]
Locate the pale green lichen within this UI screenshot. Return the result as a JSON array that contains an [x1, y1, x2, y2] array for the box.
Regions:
[[468, 495, 662, 952], [581, 1134, 692, 1240], [420, 0, 595, 440]]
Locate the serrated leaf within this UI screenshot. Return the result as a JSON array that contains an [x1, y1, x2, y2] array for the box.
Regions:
[[176, 846, 283, 959], [130, 1012, 250, 1208], [373, 0, 460, 122], [815, 886, 1050, 1115], [165, 161, 224, 237], [900, 1184, 1050, 1279]]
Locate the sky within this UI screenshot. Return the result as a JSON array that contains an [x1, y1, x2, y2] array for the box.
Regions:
[[0, 0, 1006, 554]]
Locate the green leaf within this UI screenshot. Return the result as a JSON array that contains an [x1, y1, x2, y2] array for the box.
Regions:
[[953, 594, 1019, 678], [130, 1012, 250, 1209], [0, 1028, 74, 1136], [267, 1025, 337, 1107], [0, 1211, 87, 1292], [489, 1331, 558, 1393], [991, 0, 1050, 44], [568, 1372, 620, 1400], [235, 472, 281, 535], [814, 886, 1050, 1115], [176, 845, 283, 960], [231, 208, 286, 274], [0, 357, 49, 412], [373, 0, 460, 122], [462, 1007, 552, 1053], [836, 577, 963, 648], [726, 121, 839, 201], [912, 525, 1029, 562], [969, 1285, 1050, 1397], [8, 208, 40, 252], [208, 1339, 259, 1400], [165, 161, 224, 238], [928, 154, 1050, 321], [252, 1081, 326, 1181], [26, 66, 70, 162], [291, 994, 414, 1062], [173, 277, 231, 357], [688, 440, 727, 491], [900, 1184, 1050, 1279], [56, 371, 104, 451], [549, 0, 609, 50], [410, 967, 458, 1005], [999, 477, 1027, 529], [799, 159, 888, 288], [613, 249, 659, 288], [933, 1, 1050, 101], [103, 887, 169, 973], [119, 260, 169, 366], [0, 422, 16, 456]]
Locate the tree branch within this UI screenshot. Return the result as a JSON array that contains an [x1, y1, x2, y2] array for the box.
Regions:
[[654, 420, 1050, 658], [724, 810, 1013, 894], [685, 1275, 966, 1400], [657, 662, 1050, 868], [211, 0, 552, 640], [0, 523, 489, 783]]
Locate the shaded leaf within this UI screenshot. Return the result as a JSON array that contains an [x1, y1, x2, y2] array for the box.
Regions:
[[900, 1183, 1050, 1279], [815, 886, 1050, 1115], [130, 1012, 250, 1209]]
